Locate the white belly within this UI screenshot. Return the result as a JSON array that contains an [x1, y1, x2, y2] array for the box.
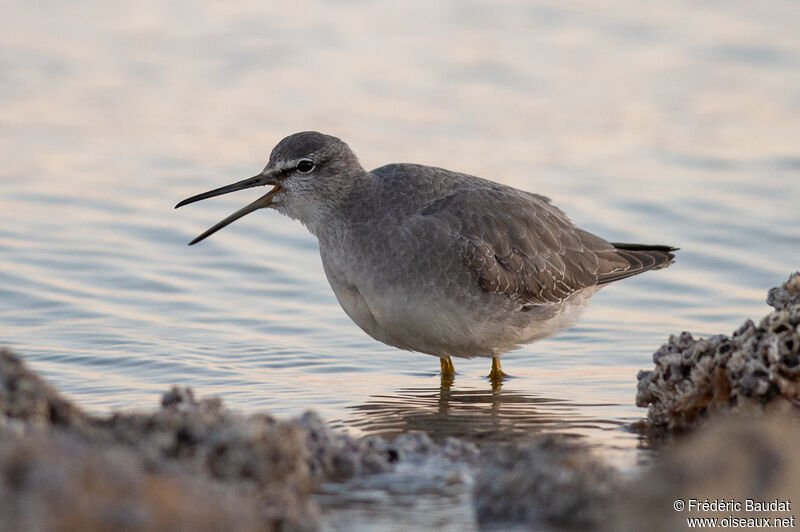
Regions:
[[322, 251, 597, 359]]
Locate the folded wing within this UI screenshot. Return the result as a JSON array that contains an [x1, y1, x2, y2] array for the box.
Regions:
[[418, 187, 675, 305]]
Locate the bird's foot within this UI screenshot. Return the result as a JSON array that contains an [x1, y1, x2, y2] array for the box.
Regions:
[[488, 356, 508, 390]]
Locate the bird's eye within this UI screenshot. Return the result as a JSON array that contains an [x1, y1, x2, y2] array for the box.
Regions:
[[296, 159, 314, 173]]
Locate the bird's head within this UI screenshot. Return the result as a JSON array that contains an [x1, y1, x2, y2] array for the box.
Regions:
[[175, 131, 363, 244]]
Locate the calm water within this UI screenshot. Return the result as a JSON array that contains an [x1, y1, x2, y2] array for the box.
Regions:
[[2, 1, 799, 526]]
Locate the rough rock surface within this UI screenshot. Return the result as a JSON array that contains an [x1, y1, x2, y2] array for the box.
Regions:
[[767, 271, 800, 311], [0, 349, 402, 531], [0, 426, 274, 532], [637, 272, 800, 430], [473, 435, 617, 529], [0, 349, 88, 429], [614, 413, 800, 531], [473, 412, 800, 531], [295, 411, 394, 482]]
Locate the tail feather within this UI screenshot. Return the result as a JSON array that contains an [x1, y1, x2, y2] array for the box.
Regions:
[[597, 243, 677, 285]]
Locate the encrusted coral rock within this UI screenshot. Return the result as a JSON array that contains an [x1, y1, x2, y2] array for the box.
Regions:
[[637, 273, 800, 429], [473, 435, 616, 529], [100, 388, 320, 529], [295, 411, 393, 482], [0, 351, 432, 531], [766, 271, 800, 311], [0, 427, 274, 532], [614, 414, 800, 531], [0, 353, 321, 531], [0, 349, 87, 429]]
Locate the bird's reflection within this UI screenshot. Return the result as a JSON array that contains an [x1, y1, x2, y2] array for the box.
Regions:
[[342, 377, 621, 445]]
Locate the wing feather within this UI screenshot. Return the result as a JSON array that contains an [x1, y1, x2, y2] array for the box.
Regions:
[[418, 187, 618, 305]]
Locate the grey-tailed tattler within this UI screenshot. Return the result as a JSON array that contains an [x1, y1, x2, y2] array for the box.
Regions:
[[176, 131, 675, 385]]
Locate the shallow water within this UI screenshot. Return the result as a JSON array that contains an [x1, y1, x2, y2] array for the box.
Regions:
[[2, 0, 799, 528]]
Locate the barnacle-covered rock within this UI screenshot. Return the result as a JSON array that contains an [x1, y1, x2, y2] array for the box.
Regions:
[[0, 349, 88, 429], [637, 273, 800, 430], [614, 414, 800, 531], [0, 351, 322, 531], [766, 271, 800, 311], [473, 435, 617, 529], [0, 427, 276, 532], [294, 411, 394, 482], [0, 350, 412, 531]]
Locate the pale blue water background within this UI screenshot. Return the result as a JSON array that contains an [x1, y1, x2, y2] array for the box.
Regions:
[[1, 1, 799, 527]]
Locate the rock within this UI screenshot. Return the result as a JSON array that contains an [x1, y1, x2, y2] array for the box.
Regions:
[[295, 411, 393, 482], [0, 351, 407, 531], [473, 435, 617, 530], [97, 388, 320, 530], [0, 426, 276, 532], [0, 349, 87, 429], [614, 414, 800, 532], [767, 271, 800, 311], [388, 431, 480, 464], [637, 273, 800, 430]]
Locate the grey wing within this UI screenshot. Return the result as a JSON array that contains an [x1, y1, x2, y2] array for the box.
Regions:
[[418, 187, 630, 305]]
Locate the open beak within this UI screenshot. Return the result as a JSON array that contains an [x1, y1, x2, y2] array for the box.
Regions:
[[175, 174, 282, 245]]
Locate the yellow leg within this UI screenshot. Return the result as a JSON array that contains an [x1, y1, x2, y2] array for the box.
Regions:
[[440, 356, 455, 377], [488, 355, 507, 388], [440, 356, 455, 389]]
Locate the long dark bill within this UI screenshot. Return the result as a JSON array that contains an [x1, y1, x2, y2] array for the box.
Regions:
[[175, 174, 282, 246]]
